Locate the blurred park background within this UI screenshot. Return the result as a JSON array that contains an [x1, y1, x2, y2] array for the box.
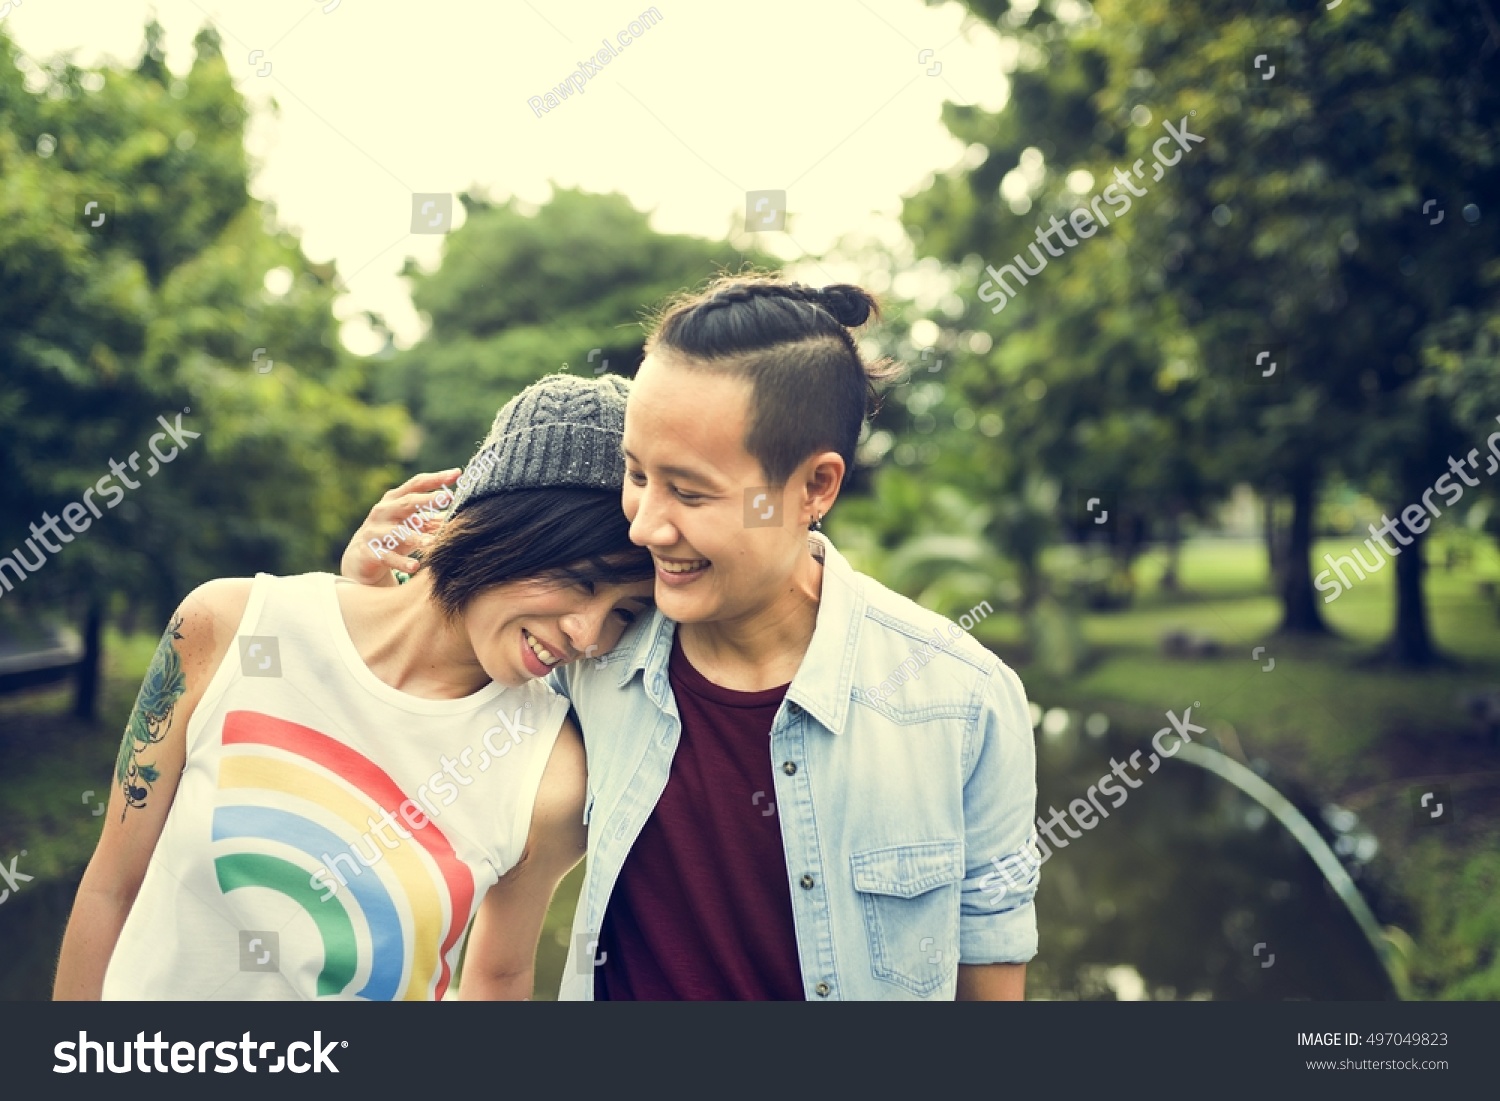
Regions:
[[2, 0, 1498, 1001]]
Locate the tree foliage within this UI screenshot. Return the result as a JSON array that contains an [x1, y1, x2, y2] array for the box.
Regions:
[[0, 22, 409, 694], [896, 0, 1500, 661], [379, 186, 769, 469]]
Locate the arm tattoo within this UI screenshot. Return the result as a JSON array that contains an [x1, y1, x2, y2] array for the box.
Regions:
[[114, 614, 186, 820]]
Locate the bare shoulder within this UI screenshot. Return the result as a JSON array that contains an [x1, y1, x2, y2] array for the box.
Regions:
[[173, 577, 256, 683], [184, 576, 255, 630], [135, 576, 256, 736]]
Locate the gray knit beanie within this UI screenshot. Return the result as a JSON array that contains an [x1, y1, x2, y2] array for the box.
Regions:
[[447, 372, 630, 516]]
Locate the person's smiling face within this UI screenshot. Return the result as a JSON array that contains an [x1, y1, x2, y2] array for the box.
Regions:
[[621, 353, 823, 626], [461, 572, 653, 687]]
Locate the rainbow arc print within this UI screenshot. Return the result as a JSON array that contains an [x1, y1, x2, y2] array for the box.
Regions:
[[211, 710, 473, 999]]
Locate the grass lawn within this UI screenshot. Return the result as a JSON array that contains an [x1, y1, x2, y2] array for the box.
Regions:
[[982, 536, 1500, 784], [0, 629, 162, 884]]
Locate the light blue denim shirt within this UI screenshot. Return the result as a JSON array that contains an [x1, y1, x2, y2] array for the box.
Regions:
[[549, 533, 1039, 1000]]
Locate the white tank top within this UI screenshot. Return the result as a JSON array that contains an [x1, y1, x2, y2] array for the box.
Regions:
[[102, 572, 569, 1001]]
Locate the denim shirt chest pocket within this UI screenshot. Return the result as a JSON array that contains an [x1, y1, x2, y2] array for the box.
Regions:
[[849, 838, 964, 996]]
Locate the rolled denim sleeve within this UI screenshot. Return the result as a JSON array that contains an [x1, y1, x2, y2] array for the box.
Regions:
[[959, 659, 1039, 964]]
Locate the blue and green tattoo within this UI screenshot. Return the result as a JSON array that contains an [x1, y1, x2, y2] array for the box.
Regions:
[[114, 614, 186, 820]]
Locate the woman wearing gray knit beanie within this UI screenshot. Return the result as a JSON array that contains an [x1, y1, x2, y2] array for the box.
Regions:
[[56, 374, 653, 1003]]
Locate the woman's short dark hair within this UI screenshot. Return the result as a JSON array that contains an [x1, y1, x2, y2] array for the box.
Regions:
[[422, 487, 653, 617], [644, 272, 900, 486]]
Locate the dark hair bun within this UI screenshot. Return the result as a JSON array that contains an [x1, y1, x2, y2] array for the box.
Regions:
[[815, 284, 876, 328]]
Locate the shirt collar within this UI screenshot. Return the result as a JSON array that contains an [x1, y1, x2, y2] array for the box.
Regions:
[[619, 602, 676, 709], [786, 532, 864, 734], [618, 533, 865, 733]]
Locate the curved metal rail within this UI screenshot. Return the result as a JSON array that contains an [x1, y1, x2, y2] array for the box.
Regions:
[[1173, 740, 1409, 998]]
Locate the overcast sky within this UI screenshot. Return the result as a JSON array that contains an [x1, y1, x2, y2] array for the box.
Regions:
[[6, 0, 1012, 351]]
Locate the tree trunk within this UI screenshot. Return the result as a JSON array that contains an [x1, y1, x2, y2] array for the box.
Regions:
[[1160, 508, 1182, 593], [1263, 492, 1281, 582], [1277, 474, 1331, 635], [1018, 554, 1043, 613], [72, 598, 104, 720], [1385, 518, 1438, 666]]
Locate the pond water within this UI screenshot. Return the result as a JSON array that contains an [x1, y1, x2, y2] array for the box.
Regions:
[[1022, 706, 1396, 1000], [1, 707, 1397, 1001]]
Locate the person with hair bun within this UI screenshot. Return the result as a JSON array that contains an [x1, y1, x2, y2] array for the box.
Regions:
[[345, 274, 1040, 1001]]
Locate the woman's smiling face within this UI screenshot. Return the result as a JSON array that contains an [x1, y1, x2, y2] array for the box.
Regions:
[[461, 572, 653, 687], [621, 353, 827, 627]]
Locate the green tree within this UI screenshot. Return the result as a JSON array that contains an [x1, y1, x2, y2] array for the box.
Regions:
[[379, 186, 770, 469], [903, 0, 1500, 664], [1107, 0, 1498, 663], [0, 22, 409, 714]]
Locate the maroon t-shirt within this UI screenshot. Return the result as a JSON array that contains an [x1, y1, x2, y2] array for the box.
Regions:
[[593, 633, 805, 1000]]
